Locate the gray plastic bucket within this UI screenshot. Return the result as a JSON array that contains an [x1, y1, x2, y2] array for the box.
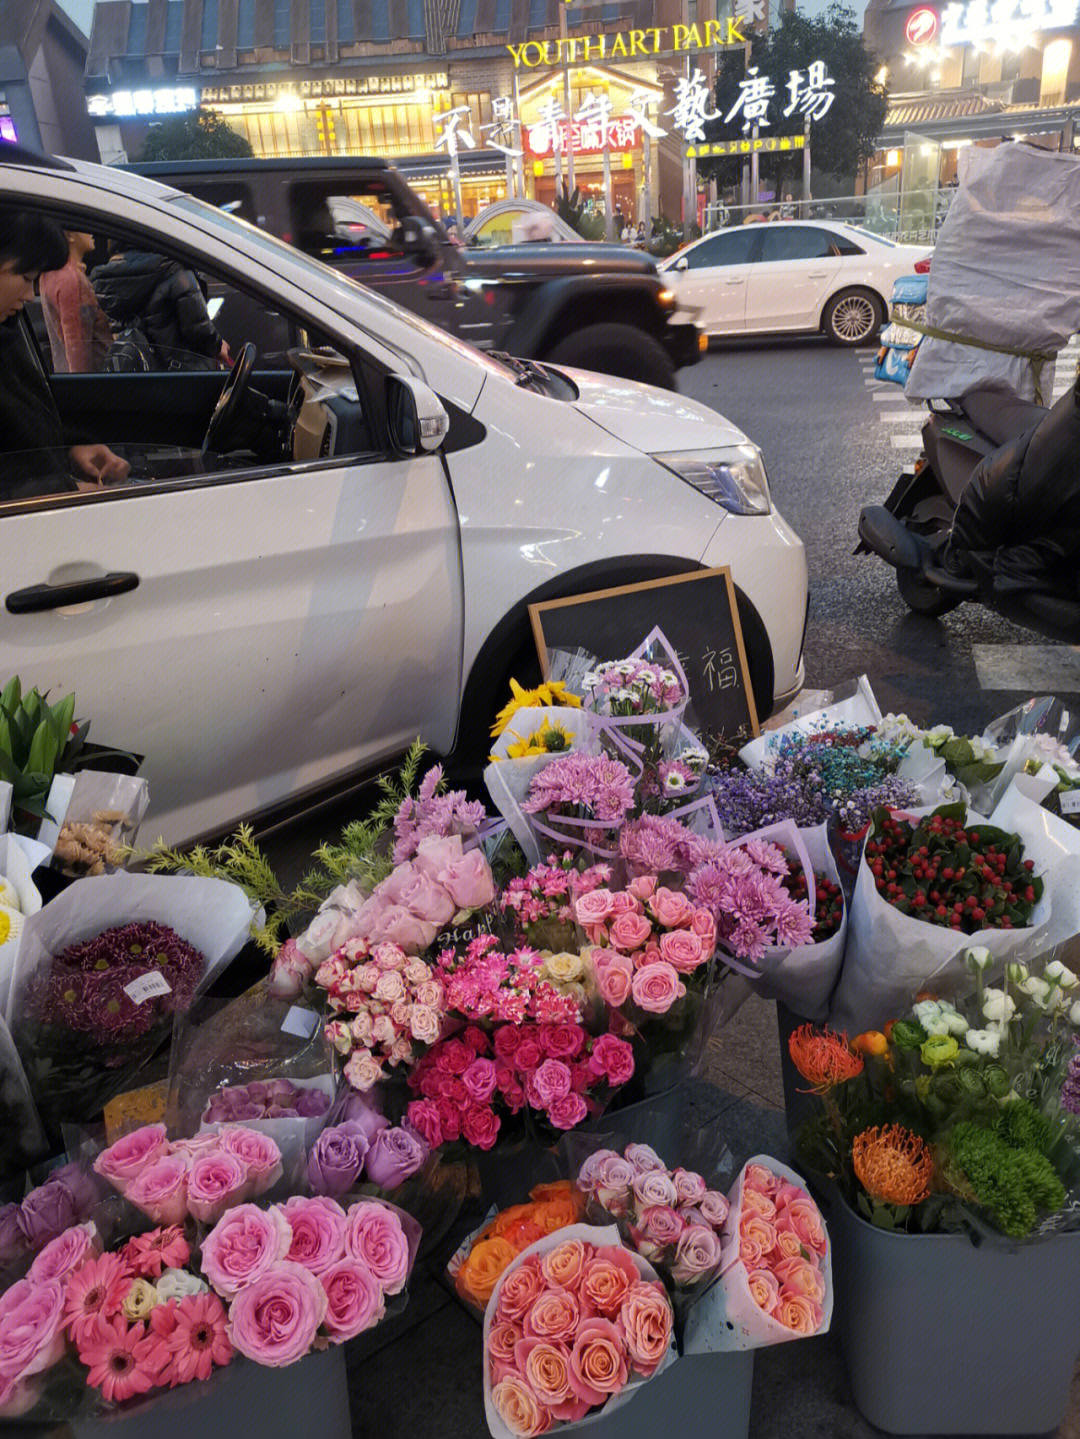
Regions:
[[587, 1348, 753, 1439], [833, 1191, 1080, 1434]]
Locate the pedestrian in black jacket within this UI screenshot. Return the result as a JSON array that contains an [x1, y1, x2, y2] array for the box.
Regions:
[[0, 212, 129, 502], [91, 248, 228, 368]]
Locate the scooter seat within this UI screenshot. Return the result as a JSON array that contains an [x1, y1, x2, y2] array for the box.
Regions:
[[958, 390, 1048, 448]]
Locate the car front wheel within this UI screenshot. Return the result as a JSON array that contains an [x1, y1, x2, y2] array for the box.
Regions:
[[822, 288, 885, 347]]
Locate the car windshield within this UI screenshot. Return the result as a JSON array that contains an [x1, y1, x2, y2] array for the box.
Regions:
[[168, 192, 521, 384]]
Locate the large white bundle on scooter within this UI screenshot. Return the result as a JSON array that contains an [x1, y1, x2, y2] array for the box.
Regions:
[[905, 144, 1080, 403]]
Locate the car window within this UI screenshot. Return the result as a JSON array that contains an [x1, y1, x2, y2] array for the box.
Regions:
[[831, 233, 865, 256], [759, 228, 835, 263], [0, 207, 382, 512], [182, 182, 258, 225], [471, 211, 519, 247], [684, 229, 760, 269], [290, 179, 407, 261]]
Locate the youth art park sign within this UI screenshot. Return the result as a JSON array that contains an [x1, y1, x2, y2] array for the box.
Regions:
[[506, 18, 749, 67]]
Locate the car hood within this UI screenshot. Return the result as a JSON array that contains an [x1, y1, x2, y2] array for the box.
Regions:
[[564, 367, 750, 453], [462, 242, 658, 279]]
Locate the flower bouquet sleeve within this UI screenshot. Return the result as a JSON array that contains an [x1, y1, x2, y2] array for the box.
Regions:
[[0, 1013, 48, 1182], [738, 676, 882, 772], [680, 1156, 832, 1355], [482, 1221, 676, 1438], [6, 874, 254, 1133], [48, 770, 150, 879], [0, 832, 43, 1023], [830, 801, 1066, 1031], [485, 707, 598, 868], [578, 629, 694, 776]]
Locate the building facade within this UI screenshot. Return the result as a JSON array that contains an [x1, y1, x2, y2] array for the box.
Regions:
[[83, 0, 745, 222], [1, 0, 98, 158]]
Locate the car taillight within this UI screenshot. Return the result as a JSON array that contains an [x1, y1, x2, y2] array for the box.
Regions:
[[914, 257, 932, 274]]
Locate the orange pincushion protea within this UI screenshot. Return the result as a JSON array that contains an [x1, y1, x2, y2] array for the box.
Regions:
[[788, 1024, 865, 1093], [852, 1125, 934, 1206]]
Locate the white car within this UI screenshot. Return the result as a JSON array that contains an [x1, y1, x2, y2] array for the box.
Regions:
[[659, 221, 932, 347], [0, 146, 807, 845]]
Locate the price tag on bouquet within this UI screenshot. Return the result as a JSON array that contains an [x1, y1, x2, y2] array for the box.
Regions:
[[123, 971, 173, 1004], [529, 568, 761, 743]]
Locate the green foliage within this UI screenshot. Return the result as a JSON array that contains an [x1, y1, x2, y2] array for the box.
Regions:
[[140, 109, 254, 162], [0, 677, 88, 822], [992, 1097, 1054, 1155], [312, 740, 429, 892], [946, 1121, 1065, 1238], [703, 4, 888, 188]]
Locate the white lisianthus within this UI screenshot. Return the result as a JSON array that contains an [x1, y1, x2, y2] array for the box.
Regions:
[[983, 988, 1017, 1024], [581, 671, 600, 692], [1006, 962, 1029, 985], [1068, 1000, 1080, 1027], [1045, 960, 1079, 990], [913, 999, 968, 1036], [966, 946, 993, 972], [927, 725, 955, 747], [156, 1269, 209, 1302], [1019, 976, 1052, 1007], [965, 1028, 1002, 1057]]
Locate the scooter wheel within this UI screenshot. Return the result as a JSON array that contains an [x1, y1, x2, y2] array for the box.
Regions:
[[896, 565, 962, 618]]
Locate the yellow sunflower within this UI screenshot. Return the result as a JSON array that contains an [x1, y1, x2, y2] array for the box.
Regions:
[[490, 677, 583, 738]]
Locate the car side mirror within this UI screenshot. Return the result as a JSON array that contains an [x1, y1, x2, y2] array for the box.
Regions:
[[674, 256, 689, 272], [400, 216, 440, 266], [387, 374, 450, 455]]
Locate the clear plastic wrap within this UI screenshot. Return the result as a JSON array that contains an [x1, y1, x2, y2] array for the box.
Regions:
[[50, 771, 150, 878]]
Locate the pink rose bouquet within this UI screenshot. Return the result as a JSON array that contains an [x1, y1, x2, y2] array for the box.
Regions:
[[499, 854, 612, 953], [713, 1157, 831, 1345], [202, 1196, 416, 1364], [484, 1227, 674, 1436], [316, 939, 447, 1094], [406, 1023, 634, 1152], [435, 934, 586, 1028], [577, 1143, 729, 1292], [94, 1125, 283, 1226]]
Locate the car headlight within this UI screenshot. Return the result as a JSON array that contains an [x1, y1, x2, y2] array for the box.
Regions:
[[655, 445, 772, 515]]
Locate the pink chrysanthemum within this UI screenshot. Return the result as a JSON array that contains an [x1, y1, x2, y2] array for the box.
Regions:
[[79, 1315, 163, 1403], [64, 1253, 132, 1347], [122, 1227, 190, 1280]]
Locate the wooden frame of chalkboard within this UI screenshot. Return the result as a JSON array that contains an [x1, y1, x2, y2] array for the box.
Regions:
[[528, 568, 761, 740]]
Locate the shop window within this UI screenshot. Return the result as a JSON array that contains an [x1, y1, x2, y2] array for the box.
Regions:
[[961, 44, 981, 85], [273, 0, 290, 47], [200, 0, 219, 51], [125, 3, 148, 58], [237, 0, 256, 47], [528, 0, 545, 24], [759, 227, 834, 262], [494, 0, 511, 30], [163, 0, 183, 52]]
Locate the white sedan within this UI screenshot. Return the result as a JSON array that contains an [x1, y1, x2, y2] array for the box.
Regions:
[[659, 221, 932, 347], [1, 145, 807, 845]]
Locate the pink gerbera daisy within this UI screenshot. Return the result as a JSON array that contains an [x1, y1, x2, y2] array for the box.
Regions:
[[164, 1294, 233, 1385], [79, 1315, 163, 1404], [63, 1254, 132, 1347], [122, 1227, 191, 1280]]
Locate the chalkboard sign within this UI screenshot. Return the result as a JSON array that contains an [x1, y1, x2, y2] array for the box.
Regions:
[[529, 569, 760, 740]]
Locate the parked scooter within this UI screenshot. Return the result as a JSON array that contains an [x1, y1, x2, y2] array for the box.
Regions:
[[857, 373, 1080, 642]]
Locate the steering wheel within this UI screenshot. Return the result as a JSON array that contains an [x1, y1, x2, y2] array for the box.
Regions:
[[202, 342, 256, 453]]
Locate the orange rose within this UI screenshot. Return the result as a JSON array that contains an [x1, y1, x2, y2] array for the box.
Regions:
[[455, 1235, 518, 1309], [531, 1194, 583, 1235], [496, 1217, 547, 1253], [529, 1181, 587, 1218], [487, 1204, 537, 1239]]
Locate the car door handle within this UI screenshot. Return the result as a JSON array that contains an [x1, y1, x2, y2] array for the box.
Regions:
[[808, 272, 829, 279], [6, 571, 140, 614], [724, 278, 745, 286]]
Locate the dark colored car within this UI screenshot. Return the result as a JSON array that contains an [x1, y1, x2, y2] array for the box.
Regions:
[[125, 157, 701, 389]]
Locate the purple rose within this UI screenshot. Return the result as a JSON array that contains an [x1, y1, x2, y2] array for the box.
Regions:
[[47, 1163, 103, 1221], [296, 1088, 331, 1119], [16, 1182, 76, 1250], [364, 1125, 429, 1191], [0, 1208, 26, 1266], [265, 1106, 300, 1119], [337, 1094, 391, 1145], [307, 1124, 368, 1197]]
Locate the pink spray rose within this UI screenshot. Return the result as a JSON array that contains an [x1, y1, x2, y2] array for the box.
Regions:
[[215, 1128, 284, 1196], [630, 962, 686, 1015], [320, 1257, 386, 1342], [627, 876, 657, 902], [126, 1155, 191, 1227], [609, 912, 654, 954], [228, 1261, 327, 1367], [530, 1060, 572, 1108], [657, 929, 705, 975], [0, 1279, 66, 1380], [93, 1125, 169, 1190], [282, 1196, 348, 1276], [574, 889, 614, 928], [28, 1224, 99, 1286], [596, 956, 633, 1009], [650, 887, 693, 929], [586, 1033, 635, 1087], [437, 850, 496, 910], [187, 1152, 250, 1225], [546, 1093, 588, 1130], [268, 939, 315, 1000], [200, 1203, 293, 1298], [342, 1202, 411, 1296]]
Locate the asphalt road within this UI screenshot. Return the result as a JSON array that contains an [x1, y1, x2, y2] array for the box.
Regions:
[[678, 336, 1080, 737]]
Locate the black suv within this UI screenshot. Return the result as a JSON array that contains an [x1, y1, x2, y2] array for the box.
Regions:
[[126, 157, 701, 389]]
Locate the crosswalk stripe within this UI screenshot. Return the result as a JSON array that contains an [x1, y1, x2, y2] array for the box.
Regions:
[[880, 410, 925, 421], [973, 643, 1080, 693], [872, 391, 911, 401], [891, 435, 924, 449]]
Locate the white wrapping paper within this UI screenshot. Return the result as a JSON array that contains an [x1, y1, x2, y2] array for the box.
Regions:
[[682, 1155, 832, 1355], [739, 677, 882, 772], [0, 834, 44, 1020], [482, 1223, 676, 1438], [484, 707, 597, 867]]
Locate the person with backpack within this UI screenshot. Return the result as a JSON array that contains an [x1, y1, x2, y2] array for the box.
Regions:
[[0, 212, 129, 500], [91, 244, 229, 371]]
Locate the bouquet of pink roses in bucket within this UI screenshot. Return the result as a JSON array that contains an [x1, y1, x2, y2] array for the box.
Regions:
[[482, 1222, 676, 1438]]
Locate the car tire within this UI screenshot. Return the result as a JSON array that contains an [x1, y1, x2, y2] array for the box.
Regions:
[[822, 288, 885, 347], [545, 323, 677, 390], [896, 564, 962, 617]]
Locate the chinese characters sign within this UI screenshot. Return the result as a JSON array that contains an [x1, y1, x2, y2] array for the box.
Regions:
[[525, 112, 644, 156], [88, 87, 197, 117], [723, 61, 836, 135], [686, 134, 806, 158], [939, 0, 1077, 45]]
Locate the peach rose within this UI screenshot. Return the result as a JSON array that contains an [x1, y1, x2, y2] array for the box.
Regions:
[[618, 1280, 673, 1377], [776, 1199, 827, 1258], [742, 1187, 777, 1221], [497, 1257, 547, 1323], [540, 1240, 587, 1293], [522, 1288, 580, 1344], [774, 1256, 826, 1303], [580, 1246, 638, 1318], [488, 1319, 522, 1366], [769, 1228, 805, 1264], [772, 1288, 823, 1334], [568, 1317, 629, 1407], [746, 1269, 781, 1312], [739, 1213, 778, 1269], [650, 887, 693, 928], [491, 1376, 552, 1437], [517, 1337, 574, 1406], [744, 1164, 780, 1196]]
